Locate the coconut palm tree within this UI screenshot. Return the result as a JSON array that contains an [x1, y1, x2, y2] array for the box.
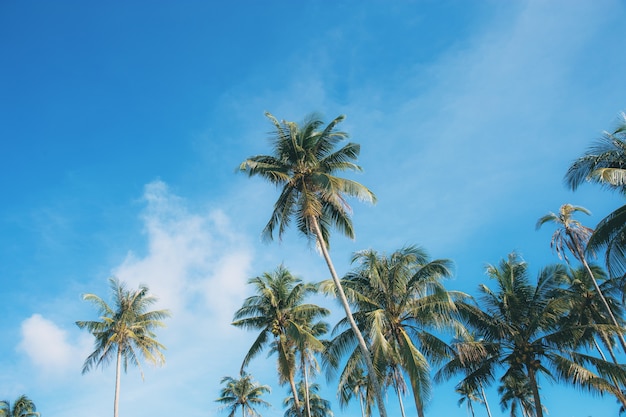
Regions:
[[283, 382, 333, 417], [294, 319, 328, 417], [537, 204, 626, 352], [337, 364, 373, 417], [497, 374, 536, 417], [561, 265, 626, 408], [216, 371, 272, 417], [450, 254, 626, 417], [239, 112, 386, 417], [565, 113, 626, 276], [0, 395, 40, 417], [323, 246, 466, 417], [76, 277, 170, 417], [435, 334, 494, 417], [232, 265, 329, 417], [456, 382, 482, 417]]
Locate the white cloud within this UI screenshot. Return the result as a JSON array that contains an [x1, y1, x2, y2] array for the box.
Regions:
[[112, 180, 253, 319], [17, 314, 90, 376]]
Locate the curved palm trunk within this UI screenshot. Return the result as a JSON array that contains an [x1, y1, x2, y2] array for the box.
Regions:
[[114, 347, 122, 417], [526, 364, 543, 417], [310, 217, 388, 417], [572, 237, 626, 353]]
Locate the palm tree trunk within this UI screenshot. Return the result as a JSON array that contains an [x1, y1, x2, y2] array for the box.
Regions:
[[310, 217, 388, 417], [303, 357, 312, 417], [279, 339, 303, 417], [395, 386, 406, 417], [114, 347, 122, 417], [288, 373, 304, 417], [526, 364, 543, 417], [593, 338, 626, 408], [359, 392, 366, 417], [480, 386, 493, 417], [573, 240, 626, 353]]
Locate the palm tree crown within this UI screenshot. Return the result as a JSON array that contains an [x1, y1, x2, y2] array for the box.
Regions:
[[239, 112, 376, 248], [283, 382, 333, 417], [0, 395, 40, 417], [565, 113, 626, 276], [324, 246, 464, 417], [537, 204, 626, 353], [447, 254, 626, 417], [232, 265, 329, 417], [76, 277, 170, 417], [216, 371, 272, 417]]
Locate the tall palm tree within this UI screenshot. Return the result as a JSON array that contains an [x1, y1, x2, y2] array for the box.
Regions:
[[324, 246, 466, 417], [537, 204, 626, 352], [0, 395, 40, 417], [232, 265, 329, 417], [283, 382, 333, 417], [565, 113, 626, 276], [76, 277, 170, 417], [239, 112, 386, 417], [448, 254, 626, 417], [216, 371, 272, 417]]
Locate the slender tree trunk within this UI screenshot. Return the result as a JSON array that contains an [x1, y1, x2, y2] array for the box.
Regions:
[[303, 356, 312, 417], [468, 401, 475, 417], [280, 341, 303, 417], [310, 217, 388, 417], [573, 238, 626, 353], [114, 347, 122, 417], [395, 386, 406, 417], [288, 373, 303, 417], [526, 364, 543, 417], [593, 338, 626, 408], [359, 393, 366, 417], [480, 386, 493, 417]]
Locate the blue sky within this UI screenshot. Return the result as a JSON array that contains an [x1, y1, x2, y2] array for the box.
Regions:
[[2, 1, 626, 416]]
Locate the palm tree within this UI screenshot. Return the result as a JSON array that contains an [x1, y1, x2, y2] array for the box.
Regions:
[[456, 382, 482, 417], [449, 254, 626, 417], [324, 246, 466, 417], [337, 364, 373, 417], [561, 265, 626, 407], [0, 395, 40, 417], [294, 320, 328, 417], [435, 334, 494, 417], [232, 265, 329, 417], [283, 382, 333, 417], [76, 277, 171, 417], [216, 371, 272, 417], [497, 374, 536, 417], [565, 112, 626, 276], [239, 112, 386, 417], [537, 204, 626, 352]]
